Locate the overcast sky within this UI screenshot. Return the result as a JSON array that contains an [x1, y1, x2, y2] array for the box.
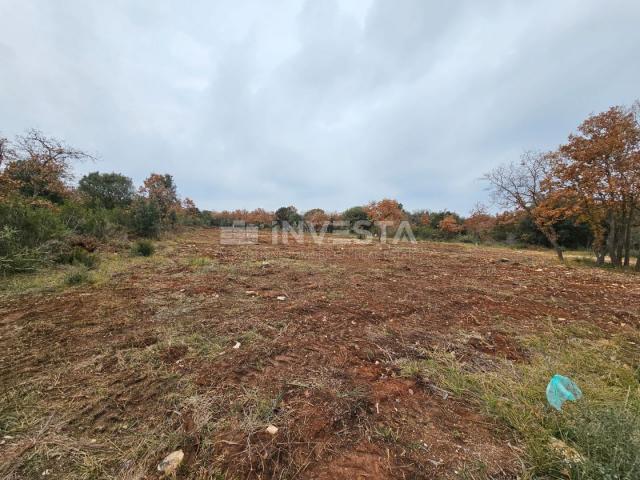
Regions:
[[1, 1, 639, 214]]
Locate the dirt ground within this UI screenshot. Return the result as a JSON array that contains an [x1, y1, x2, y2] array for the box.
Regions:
[[1, 228, 639, 479]]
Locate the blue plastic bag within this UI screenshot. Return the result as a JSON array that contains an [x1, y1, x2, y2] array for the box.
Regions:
[[546, 374, 582, 411]]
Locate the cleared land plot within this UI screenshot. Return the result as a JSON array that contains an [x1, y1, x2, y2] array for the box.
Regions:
[[1, 229, 639, 479]]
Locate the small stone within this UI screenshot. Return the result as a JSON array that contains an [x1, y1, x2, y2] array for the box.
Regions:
[[550, 438, 584, 464], [276, 296, 287, 301], [266, 425, 279, 435], [233, 341, 241, 349], [157, 450, 184, 475]]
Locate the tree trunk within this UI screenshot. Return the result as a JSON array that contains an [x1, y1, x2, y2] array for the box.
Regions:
[[623, 218, 632, 267], [606, 214, 621, 267], [541, 224, 564, 261], [549, 237, 564, 261], [623, 206, 634, 267]]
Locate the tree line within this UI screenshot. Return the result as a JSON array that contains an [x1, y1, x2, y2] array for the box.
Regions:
[[0, 130, 201, 274], [2, 101, 638, 275], [205, 199, 594, 249]]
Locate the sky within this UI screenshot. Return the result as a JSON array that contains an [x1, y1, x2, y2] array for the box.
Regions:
[[1, 1, 639, 214]]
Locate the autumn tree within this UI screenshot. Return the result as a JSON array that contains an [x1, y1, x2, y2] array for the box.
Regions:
[[484, 151, 565, 260], [246, 208, 274, 226], [0, 136, 17, 199], [303, 208, 329, 232], [0, 136, 12, 168], [438, 215, 463, 237], [409, 210, 431, 226], [464, 204, 496, 242], [1, 129, 92, 203], [181, 197, 199, 216], [365, 199, 405, 225], [140, 173, 180, 225], [550, 105, 640, 267]]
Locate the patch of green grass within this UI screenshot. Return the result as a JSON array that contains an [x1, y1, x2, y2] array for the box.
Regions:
[[131, 239, 155, 257], [371, 424, 400, 443], [187, 256, 211, 268], [233, 388, 285, 433], [0, 268, 67, 295], [57, 246, 99, 269], [64, 266, 93, 286], [0, 386, 41, 437], [457, 460, 490, 480], [399, 325, 640, 479], [179, 332, 227, 357]]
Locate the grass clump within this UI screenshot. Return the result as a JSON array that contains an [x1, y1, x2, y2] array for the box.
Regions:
[[0, 226, 48, 275], [64, 266, 92, 286], [56, 246, 99, 269], [564, 403, 640, 479], [131, 239, 155, 257], [188, 256, 210, 268]]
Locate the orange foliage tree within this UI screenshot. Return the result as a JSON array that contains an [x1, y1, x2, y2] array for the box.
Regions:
[[365, 199, 405, 225], [549, 104, 640, 267], [464, 204, 496, 241], [484, 151, 566, 260], [140, 173, 180, 223], [181, 197, 199, 217], [246, 208, 274, 226], [303, 208, 329, 231], [438, 215, 463, 236], [0, 129, 92, 203]]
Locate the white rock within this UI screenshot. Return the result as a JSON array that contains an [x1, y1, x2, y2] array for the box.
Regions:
[[233, 341, 241, 349], [157, 449, 184, 475], [266, 425, 279, 435], [276, 296, 287, 301]]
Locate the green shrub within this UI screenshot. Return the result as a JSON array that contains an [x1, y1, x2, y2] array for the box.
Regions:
[[129, 199, 162, 238], [131, 240, 155, 257], [457, 234, 477, 244], [78, 172, 135, 209], [0, 197, 67, 248], [0, 226, 48, 274], [341, 206, 370, 232], [58, 202, 118, 239], [64, 267, 91, 286], [56, 246, 99, 269]]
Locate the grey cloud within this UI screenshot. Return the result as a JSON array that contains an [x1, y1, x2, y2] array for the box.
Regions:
[[1, 0, 639, 214]]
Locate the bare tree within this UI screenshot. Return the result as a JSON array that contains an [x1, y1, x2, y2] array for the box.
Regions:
[[15, 129, 93, 169], [0, 135, 13, 168], [2, 129, 93, 201], [484, 151, 564, 261]]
